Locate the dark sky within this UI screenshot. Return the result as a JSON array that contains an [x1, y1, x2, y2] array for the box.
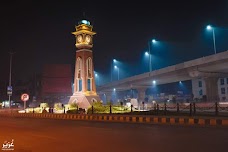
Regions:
[[1, 0, 228, 84]]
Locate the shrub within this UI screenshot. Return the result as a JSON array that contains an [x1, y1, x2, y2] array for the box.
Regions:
[[87, 101, 109, 114], [69, 102, 78, 109], [67, 109, 78, 114], [40, 103, 49, 109], [54, 103, 63, 110]]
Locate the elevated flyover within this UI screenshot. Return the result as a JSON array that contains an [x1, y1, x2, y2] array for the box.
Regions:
[[97, 51, 228, 101]]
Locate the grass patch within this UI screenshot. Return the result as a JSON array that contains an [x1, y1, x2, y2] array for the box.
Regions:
[[87, 102, 131, 114]]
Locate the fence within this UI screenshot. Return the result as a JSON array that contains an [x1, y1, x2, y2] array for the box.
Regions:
[[137, 102, 228, 116], [1, 102, 228, 117]]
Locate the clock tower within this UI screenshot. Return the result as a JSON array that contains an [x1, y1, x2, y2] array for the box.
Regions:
[[69, 19, 100, 109]]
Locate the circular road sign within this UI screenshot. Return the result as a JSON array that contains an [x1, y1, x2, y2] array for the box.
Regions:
[[21, 93, 29, 102]]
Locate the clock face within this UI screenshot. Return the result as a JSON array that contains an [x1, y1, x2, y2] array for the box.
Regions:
[[77, 35, 82, 43], [85, 35, 91, 43]]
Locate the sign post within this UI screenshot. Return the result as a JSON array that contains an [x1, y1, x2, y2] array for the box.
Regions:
[[21, 93, 29, 110], [7, 86, 12, 108], [7, 86, 12, 95]]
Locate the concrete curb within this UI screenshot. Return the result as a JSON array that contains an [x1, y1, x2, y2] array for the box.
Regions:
[[1, 113, 228, 127]]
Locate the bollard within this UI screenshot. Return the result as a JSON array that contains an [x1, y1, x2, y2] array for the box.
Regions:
[[77, 105, 79, 114], [156, 104, 159, 115], [177, 103, 179, 113], [110, 104, 112, 114], [63, 107, 65, 114], [142, 102, 144, 111], [92, 105, 94, 114], [215, 102, 218, 116], [131, 105, 133, 113], [154, 104, 156, 112], [33, 107, 34, 113], [193, 102, 196, 115], [189, 103, 192, 116], [164, 103, 167, 115]]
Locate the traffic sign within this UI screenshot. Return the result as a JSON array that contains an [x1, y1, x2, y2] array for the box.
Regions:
[[21, 93, 29, 102], [7, 86, 12, 95]]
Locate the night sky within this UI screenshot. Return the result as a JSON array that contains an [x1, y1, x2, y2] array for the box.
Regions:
[[1, 0, 228, 85]]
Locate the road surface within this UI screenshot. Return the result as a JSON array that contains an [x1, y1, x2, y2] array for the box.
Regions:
[[0, 117, 227, 152]]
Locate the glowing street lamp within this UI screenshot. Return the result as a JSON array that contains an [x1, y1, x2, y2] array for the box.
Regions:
[[111, 59, 118, 82], [95, 73, 99, 86], [152, 80, 156, 85], [206, 25, 216, 54], [145, 51, 149, 56], [114, 65, 119, 80], [152, 39, 156, 43]]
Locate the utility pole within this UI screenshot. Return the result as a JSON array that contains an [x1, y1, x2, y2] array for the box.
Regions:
[[8, 52, 15, 109]]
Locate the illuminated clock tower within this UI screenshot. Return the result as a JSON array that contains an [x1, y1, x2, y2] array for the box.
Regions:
[[69, 19, 100, 109]]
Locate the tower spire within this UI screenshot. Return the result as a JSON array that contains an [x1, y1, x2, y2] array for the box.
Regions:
[[83, 11, 86, 19]]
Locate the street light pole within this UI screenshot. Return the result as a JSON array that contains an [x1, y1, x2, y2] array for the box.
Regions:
[[148, 41, 151, 72], [114, 65, 119, 80], [117, 67, 119, 80], [110, 61, 112, 82], [212, 28, 217, 54], [8, 52, 15, 109], [206, 25, 217, 54], [148, 39, 156, 72], [95, 73, 99, 86]]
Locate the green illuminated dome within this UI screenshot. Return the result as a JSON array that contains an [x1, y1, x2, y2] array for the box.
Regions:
[[78, 20, 90, 25]]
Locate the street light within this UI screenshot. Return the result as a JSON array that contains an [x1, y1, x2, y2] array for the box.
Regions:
[[148, 39, 157, 72], [114, 65, 119, 80], [95, 73, 99, 86], [111, 59, 117, 82], [144, 51, 150, 72], [145, 52, 149, 56], [206, 25, 217, 54], [152, 80, 156, 85]]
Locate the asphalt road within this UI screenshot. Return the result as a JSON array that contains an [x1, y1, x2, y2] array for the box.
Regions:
[[0, 117, 228, 152]]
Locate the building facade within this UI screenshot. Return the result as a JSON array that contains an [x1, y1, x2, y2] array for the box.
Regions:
[[192, 77, 228, 102]]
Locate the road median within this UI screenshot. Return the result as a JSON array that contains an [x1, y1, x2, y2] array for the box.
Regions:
[[1, 113, 228, 127]]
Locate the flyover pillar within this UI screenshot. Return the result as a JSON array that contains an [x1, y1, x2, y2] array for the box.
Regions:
[[189, 70, 221, 102], [205, 77, 219, 102], [137, 88, 147, 103], [105, 92, 112, 103]]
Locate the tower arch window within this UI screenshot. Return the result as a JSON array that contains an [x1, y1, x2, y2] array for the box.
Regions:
[[86, 57, 93, 91], [77, 57, 82, 91], [86, 57, 92, 78], [77, 57, 82, 78]]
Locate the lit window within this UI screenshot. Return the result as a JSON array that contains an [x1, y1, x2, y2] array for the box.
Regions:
[[199, 89, 203, 96], [198, 81, 202, 87], [221, 88, 225, 94], [220, 78, 224, 85]]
